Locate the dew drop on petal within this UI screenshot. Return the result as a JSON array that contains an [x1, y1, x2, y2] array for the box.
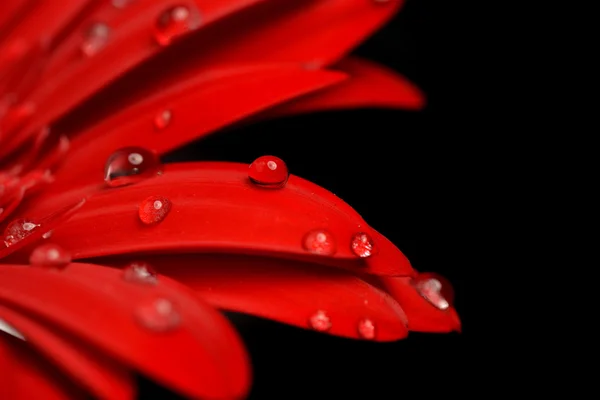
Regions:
[[350, 232, 376, 258], [112, 0, 135, 9], [154, 109, 172, 130], [29, 243, 71, 269], [81, 23, 110, 56], [357, 318, 376, 339], [135, 298, 181, 332], [413, 273, 454, 310], [302, 229, 336, 255], [3, 219, 39, 247], [123, 261, 158, 285], [104, 147, 162, 187], [248, 155, 289, 188], [138, 196, 171, 225], [309, 310, 331, 332], [42, 230, 52, 239], [154, 5, 201, 46]]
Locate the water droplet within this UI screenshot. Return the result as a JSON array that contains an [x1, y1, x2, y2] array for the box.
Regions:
[[81, 23, 111, 56], [248, 155, 289, 188], [112, 0, 135, 9], [3, 219, 39, 246], [350, 232, 376, 258], [357, 318, 376, 339], [413, 273, 454, 310], [302, 229, 336, 255], [123, 261, 158, 285], [29, 243, 71, 269], [154, 5, 201, 46], [154, 109, 172, 130], [309, 310, 331, 332], [104, 147, 162, 187], [135, 298, 181, 332], [138, 196, 171, 225], [42, 231, 52, 239]]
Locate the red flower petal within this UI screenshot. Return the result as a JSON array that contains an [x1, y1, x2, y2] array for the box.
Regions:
[[15, 162, 414, 276], [99, 254, 409, 342], [49, 65, 346, 188], [0, 305, 135, 400], [378, 276, 461, 333], [0, 262, 251, 399], [268, 57, 426, 118]]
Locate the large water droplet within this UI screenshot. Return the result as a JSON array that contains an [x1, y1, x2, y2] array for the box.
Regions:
[[357, 318, 376, 339], [138, 196, 171, 225], [104, 147, 162, 187], [81, 23, 111, 56], [4, 219, 39, 247], [123, 261, 158, 285], [413, 273, 454, 310], [135, 298, 181, 332], [154, 109, 172, 130], [154, 5, 201, 46], [309, 310, 331, 332], [350, 232, 376, 258], [302, 229, 336, 255], [248, 155, 289, 188], [29, 243, 71, 269]]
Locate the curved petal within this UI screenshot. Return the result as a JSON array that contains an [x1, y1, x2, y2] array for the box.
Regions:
[[49, 65, 346, 187], [268, 57, 426, 117], [0, 333, 87, 400], [95, 254, 409, 342], [0, 263, 251, 399], [378, 276, 461, 333], [15, 162, 414, 276], [0, 305, 135, 400]]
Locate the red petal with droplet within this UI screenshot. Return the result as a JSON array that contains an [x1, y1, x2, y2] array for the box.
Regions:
[[0, 263, 251, 399], [49, 65, 346, 188], [378, 276, 462, 333], [0, 305, 135, 400], [268, 57, 426, 117], [16, 162, 414, 276]]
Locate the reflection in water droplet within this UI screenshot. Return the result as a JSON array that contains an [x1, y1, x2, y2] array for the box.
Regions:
[[248, 155, 289, 188], [29, 243, 71, 269], [302, 229, 336, 255], [135, 298, 181, 332], [104, 147, 162, 187], [357, 318, 376, 339], [413, 273, 454, 310], [154, 5, 201, 46], [350, 232, 376, 258], [154, 109, 172, 130], [138, 195, 171, 225], [309, 310, 331, 332], [81, 23, 111, 56], [3, 219, 39, 247], [123, 261, 158, 285]]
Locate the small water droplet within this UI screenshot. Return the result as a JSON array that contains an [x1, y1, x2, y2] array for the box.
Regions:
[[413, 273, 454, 310], [302, 229, 336, 255], [29, 243, 71, 269], [112, 0, 135, 9], [154, 5, 201, 46], [248, 155, 289, 188], [309, 310, 331, 332], [138, 196, 171, 225], [42, 230, 52, 239], [350, 232, 376, 258], [123, 261, 158, 285], [81, 23, 111, 56], [135, 298, 181, 332], [3, 219, 39, 246], [104, 147, 162, 187], [154, 109, 172, 130], [357, 318, 376, 339]]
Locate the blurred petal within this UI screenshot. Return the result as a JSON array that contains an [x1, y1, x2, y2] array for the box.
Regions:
[[0, 263, 251, 399], [14, 162, 414, 276]]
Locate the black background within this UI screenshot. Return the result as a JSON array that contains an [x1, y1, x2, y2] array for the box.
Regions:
[[151, 0, 467, 398]]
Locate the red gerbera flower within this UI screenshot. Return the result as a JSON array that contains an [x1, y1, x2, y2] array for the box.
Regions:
[[0, 1, 460, 399]]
